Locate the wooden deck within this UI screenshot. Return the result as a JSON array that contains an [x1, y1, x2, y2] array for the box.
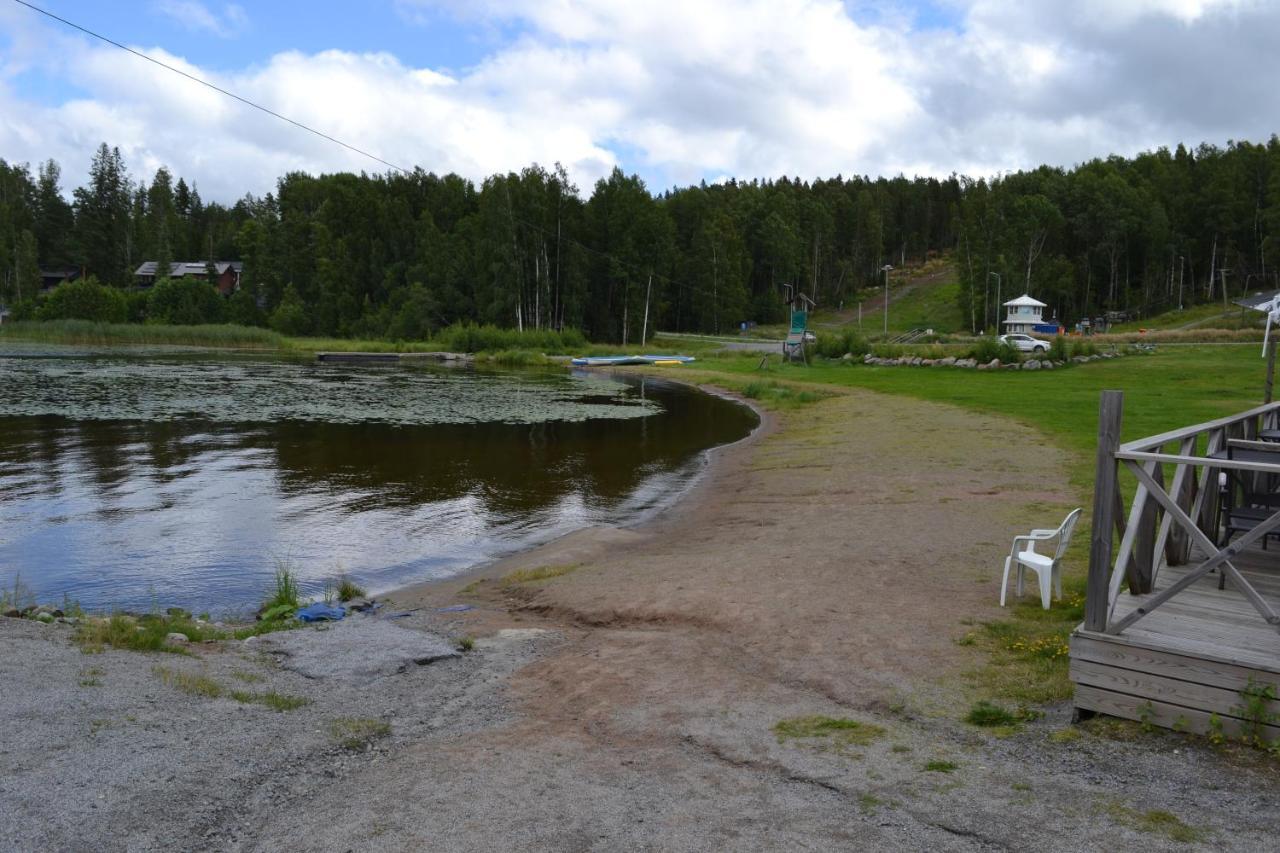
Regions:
[[1072, 540, 1280, 740]]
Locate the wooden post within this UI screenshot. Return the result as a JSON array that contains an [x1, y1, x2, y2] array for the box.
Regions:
[[1266, 340, 1276, 404], [1132, 463, 1162, 594], [1085, 391, 1124, 632]]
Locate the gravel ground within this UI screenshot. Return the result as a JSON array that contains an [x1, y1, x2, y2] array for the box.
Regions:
[[3, 384, 1280, 851]]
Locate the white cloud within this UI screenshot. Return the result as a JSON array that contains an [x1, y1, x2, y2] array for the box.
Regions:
[[2, 0, 1279, 201], [153, 1, 248, 39]]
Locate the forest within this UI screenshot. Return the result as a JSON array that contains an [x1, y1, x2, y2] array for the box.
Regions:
[[2, 137, 1279, 341]]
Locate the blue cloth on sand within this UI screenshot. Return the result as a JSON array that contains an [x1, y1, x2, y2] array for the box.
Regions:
[[296, 603, 346, 622]]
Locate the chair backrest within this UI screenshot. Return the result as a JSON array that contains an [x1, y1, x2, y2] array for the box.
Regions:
[[1052, 508, 1083, 562]]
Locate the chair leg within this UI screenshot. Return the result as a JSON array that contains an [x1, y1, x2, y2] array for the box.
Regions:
[[1053, 563, 1062, 600], [1037, 567, 1052, 610], [1015, 563, 1024, 599], [1000, 557, 1011, 607]]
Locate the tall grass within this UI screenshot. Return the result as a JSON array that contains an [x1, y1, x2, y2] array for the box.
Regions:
[[0, 319, 283, 348]]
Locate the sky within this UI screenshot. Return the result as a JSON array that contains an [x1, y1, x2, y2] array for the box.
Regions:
[[1, 0, 1279, 202]]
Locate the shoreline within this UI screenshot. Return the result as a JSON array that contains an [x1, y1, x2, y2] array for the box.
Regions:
[[384, 376, 773, 606]]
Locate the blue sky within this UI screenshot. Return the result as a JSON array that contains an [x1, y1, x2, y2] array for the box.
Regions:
[[2, 1, 1278, 201]]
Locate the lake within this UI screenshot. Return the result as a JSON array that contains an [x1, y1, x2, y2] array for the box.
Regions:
[[0, 346, 756, 614]]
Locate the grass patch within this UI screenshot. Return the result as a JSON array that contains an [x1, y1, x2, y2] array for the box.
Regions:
[[923, 760, 958, 773], [330, 717, 392, 750], [334, 576, 366, 603], [76, 613, 226, 654], [230, 670, 265, 684], [1105, 802, 1206, 843], [152, 665, 223, 698], [502, 563, 582, 584], [0, 319, 283, 348], [230, 690, 310, 712], [457, 636, 476, 652], [737, 379, 830, 409], [773, 715, 887, 748], [258, 562, 302, 622], [964, 700, 1041, 728]]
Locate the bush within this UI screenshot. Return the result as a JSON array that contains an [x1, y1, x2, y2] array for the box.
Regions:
[[967, 337, 1021, 364], [35, 277, 128, 323], [1048, 335, 1068, 362], [437, 323, 588, 354], [1068, 339, 1098, 358], [814, 328, 869, 359], [146, 277, 226, 325]]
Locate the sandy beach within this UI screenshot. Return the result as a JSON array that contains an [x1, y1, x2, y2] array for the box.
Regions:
[[4, 382, 1279, 851]]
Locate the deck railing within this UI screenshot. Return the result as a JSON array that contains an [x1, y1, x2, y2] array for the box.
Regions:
[[1083, 392, 1280, 635]]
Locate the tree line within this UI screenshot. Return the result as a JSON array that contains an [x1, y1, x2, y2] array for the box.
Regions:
[[2, 137, 1278, 340]]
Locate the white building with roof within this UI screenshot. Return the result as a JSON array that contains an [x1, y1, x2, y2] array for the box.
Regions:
[[1002, 294, 1049, 334]]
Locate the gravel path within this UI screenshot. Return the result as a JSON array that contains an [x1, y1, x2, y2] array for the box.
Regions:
[[3, 384, 1279, 851]]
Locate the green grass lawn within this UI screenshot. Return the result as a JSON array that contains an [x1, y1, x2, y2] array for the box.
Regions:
[[699, 345, 1261, 491], [1109, 301, 1262, 333]]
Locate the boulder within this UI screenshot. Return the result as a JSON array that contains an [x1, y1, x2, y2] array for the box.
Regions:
[[1042, 361, 1055, 370], [841, 352, 853, 361], [165, 632, 190, 645], [937, 356, 957, 366], [1022, 360, 1041, 370], [987, 359, 1001, 369], [3, 608, 20, 618]]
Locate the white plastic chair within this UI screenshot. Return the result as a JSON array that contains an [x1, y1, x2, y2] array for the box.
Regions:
[[1000, 508, 1082, 609]]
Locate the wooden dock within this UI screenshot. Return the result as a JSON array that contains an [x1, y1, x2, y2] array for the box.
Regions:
[[1070, 394, 1280, 741], [1072, 540, 1280, 740], [316, 351, 472, 363]]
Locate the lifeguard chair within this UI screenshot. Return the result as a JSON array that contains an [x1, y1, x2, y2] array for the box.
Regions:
[[781, 285, 815, 363]]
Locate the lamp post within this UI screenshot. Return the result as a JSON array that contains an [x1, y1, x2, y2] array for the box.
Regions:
[[1178, 255, 1184, 311], [988, 272, 1001, 334], [881, 264, 893, 336]]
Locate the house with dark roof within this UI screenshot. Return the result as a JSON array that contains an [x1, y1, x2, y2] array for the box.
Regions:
[[134, 261, 244, 296], [40, 267, 80, 292]]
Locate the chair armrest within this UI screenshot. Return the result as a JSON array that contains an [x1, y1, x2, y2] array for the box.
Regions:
[[1012, 532, 1057, 546]]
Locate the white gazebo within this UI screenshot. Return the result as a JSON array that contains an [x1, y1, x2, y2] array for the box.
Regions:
[[1003, 294, 1048, 334]]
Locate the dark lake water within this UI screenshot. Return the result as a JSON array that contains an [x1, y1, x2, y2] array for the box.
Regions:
[[0, 346, 756, 614]]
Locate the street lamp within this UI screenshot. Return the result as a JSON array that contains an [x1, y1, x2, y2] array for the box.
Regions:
[[988, 272, 1001, 334], [881, 264, 893, 336]]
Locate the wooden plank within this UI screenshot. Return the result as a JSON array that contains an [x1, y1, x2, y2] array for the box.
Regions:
[[1118, 449, 1280, 475], [1118, 400, 1280, 453], [1075, 625, 1280, 674], [1073, 684, 1280, 743], [1087, 608, 1280, 666], [1071, 634, 1280, 692], [1086, 391, 1123, 632], [1070, 658, 1277, 718]]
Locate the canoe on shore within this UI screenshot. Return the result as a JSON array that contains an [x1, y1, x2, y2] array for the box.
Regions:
[[570, 355, 696, 367]]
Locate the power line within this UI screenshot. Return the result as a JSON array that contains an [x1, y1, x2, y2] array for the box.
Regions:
[[11, 0, 412, 175]]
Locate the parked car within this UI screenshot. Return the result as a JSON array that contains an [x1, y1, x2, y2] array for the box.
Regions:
[[999, 333, 1050, 354]]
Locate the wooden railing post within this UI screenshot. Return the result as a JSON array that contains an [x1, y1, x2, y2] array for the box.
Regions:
[[1133, 463, 1162, 594], [1085, 391, 1124, 632]]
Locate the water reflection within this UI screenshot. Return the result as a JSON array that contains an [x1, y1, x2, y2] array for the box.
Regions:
[[0, 352, 756, 613]]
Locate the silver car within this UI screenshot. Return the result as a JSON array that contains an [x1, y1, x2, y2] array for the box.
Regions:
[[999, 333, 1050, 354]]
